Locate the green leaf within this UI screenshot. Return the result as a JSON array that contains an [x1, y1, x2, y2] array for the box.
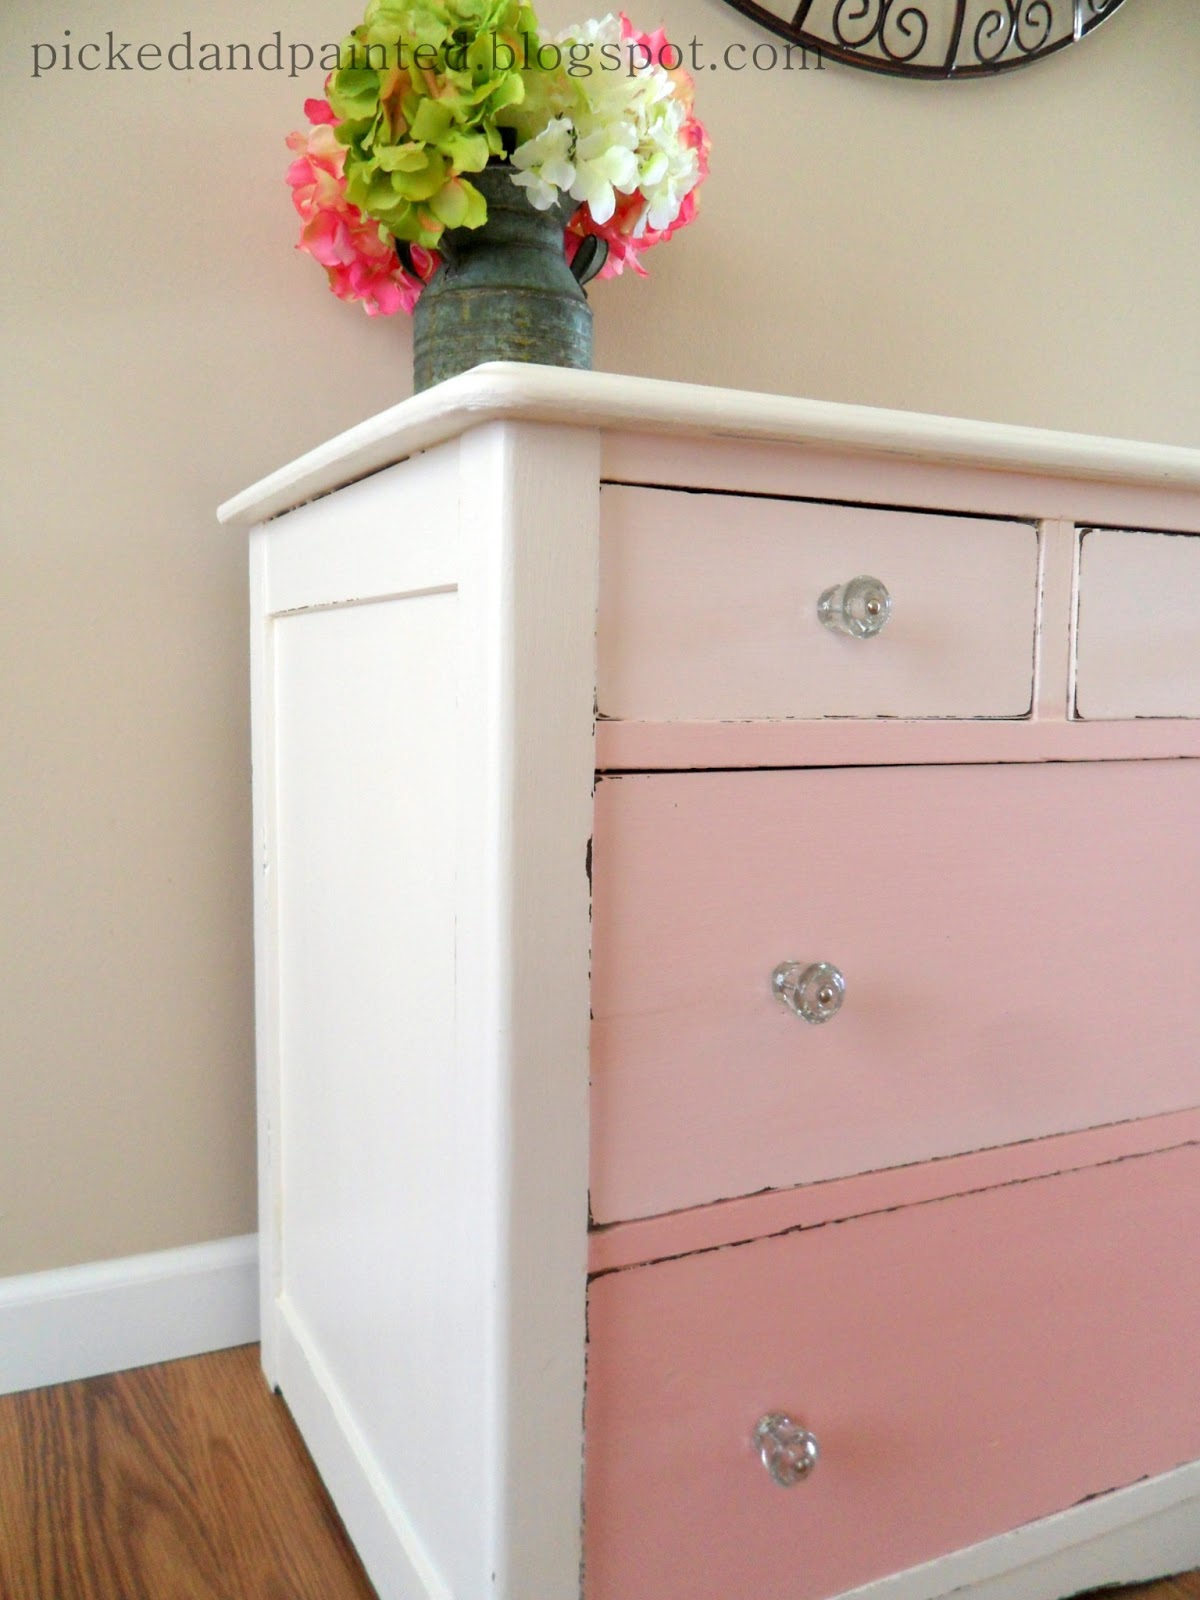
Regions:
[[409, 97, 454, 143], [387, 198, 445, 248], [485, 72, 525, 112], [443, 130, 491, 171], [342, 163, 378, 213], [374, 142, 434, 171], [429, 177, 472, 227], [330, 66, 383, 118], [457, 177, 487, 229], [387, 152, 450, 201], [332, 115, 375, 150]]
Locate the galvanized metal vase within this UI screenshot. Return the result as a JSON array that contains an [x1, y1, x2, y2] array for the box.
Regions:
[[411, 165, 605, 393]]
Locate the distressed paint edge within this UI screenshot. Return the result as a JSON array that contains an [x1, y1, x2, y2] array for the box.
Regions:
[[599, 437, 1200, 532], [455, 420, 600, 1600], [593, 717, 1200, 770], [587, 1110, 1200, 1274], [830, 1457, 1200, 1600], [1032, 518, 1078, 721]]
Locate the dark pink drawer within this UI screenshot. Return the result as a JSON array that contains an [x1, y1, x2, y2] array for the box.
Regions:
[[583, 1144, 1200, 1600], [589, 761, 1200, 1223]]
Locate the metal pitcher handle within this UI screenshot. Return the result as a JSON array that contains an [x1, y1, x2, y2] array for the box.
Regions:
[[570, 234, 609, 287]]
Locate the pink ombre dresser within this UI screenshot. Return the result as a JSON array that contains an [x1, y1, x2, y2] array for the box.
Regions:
[[220, 367, 1200, 1600]]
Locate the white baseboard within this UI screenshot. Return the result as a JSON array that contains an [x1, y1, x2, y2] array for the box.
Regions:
[[0, 1234, 260, 1396], [839, 1458, 1200, 1600]]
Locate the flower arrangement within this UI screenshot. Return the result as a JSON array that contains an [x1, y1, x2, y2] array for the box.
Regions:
[[286, 0, 708, 316]]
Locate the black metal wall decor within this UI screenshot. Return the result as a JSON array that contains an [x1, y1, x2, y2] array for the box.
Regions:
[[719, 0, 1130, 79]]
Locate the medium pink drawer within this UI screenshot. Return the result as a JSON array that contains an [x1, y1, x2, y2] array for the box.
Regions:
[[589, 761, 1200, 1223], [583, 1143, 1200, 1600]]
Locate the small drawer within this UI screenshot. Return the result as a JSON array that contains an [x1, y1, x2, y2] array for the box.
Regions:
[[583, 1145, 1200, 1600], [1075, 527, 1200, 719], [596, 486, 1038, 721], [589, 762, 1200, 1223]]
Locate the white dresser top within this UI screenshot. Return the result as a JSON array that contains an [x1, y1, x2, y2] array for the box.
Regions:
[[217, 364, 1200, 528]]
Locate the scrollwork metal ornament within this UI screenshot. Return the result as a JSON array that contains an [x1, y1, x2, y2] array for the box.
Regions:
[[719, 0, 1129, 78]]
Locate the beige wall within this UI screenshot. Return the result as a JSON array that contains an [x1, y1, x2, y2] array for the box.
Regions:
[[2, 0, 1197, 1275]]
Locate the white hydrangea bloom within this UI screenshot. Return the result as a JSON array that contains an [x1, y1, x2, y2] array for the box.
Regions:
[[630, 93, 700, 235], [510, 12, 701, 234], [571, 124, 639, 225], [510, 116, 577, 211], [556, 11, 622, 48]]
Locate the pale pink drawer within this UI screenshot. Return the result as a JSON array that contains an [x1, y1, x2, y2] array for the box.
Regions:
[[596, 485, 1038, 721], [583, 1144, 1200, 1600], [1075, 527, 1200, 719], [589, 761, 1200, 1223]]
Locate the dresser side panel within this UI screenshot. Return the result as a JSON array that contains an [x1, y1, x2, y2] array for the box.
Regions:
[[271, 592, 471, 1599], [251, 440, 492, 1600]]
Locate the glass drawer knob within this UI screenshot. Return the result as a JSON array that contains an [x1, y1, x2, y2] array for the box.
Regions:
[[818, 575, 892, 638], [756, 1414, 820, 1487], [772, 961, 845, 1024]]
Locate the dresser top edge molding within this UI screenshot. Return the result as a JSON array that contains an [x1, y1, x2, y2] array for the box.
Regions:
[[217, 363, 1200, 528]]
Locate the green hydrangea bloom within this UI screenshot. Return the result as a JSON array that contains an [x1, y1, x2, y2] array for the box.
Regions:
[[328, 0, 542, 247]]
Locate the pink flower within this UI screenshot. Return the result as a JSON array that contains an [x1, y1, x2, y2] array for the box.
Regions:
[[619, 16, 667, 64], [618, 12, 697, 106], [285, 101, 438, 316]]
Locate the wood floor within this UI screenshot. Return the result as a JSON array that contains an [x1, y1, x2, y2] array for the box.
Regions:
[[0, 1345, 376, 1600], [0, 1344, 1196, 1600]]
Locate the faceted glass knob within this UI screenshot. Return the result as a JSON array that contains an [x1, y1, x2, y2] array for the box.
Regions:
[[755, 1414, 820, 1487], [818, 574, 892, 638], [772, 961, 845, 1024]]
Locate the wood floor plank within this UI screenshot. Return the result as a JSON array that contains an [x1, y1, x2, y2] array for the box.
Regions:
[[178, 1347, 377, 1600], [0, 1343, 1195, 1600], [1, 1362, 227, 1600], [0, 1346, 377, 1600]]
